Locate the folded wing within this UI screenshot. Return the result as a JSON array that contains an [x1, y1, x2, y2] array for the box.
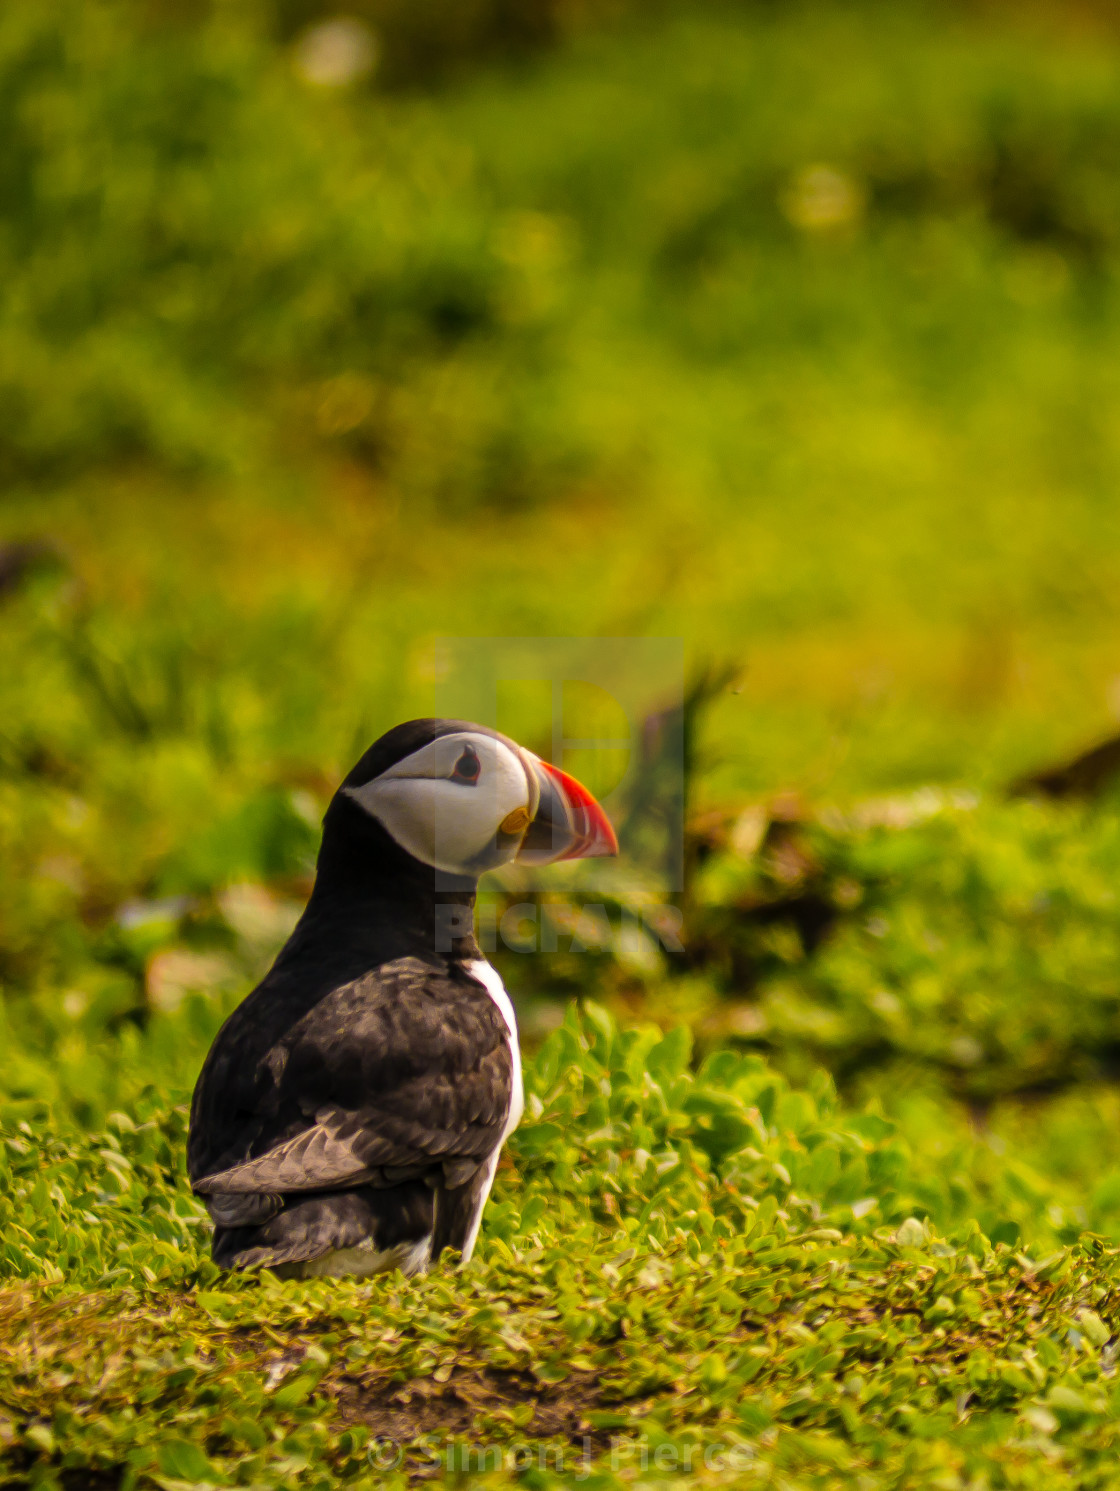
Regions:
[[188, 957, 513, 1261]]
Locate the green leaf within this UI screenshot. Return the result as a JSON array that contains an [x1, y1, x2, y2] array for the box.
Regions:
[[647, 1026, 691, 1081], [273, 1375, 319, 1408], [156, 1440, 215, 1482]]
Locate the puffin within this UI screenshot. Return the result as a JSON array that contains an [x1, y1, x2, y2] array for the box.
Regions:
[[188, 718, 617, 1278]]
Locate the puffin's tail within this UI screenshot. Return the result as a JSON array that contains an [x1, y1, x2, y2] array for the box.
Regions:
[[211, 1181, 434, 1275]]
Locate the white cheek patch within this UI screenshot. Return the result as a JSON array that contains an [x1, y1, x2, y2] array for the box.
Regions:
[[345, 733, 531, 876]]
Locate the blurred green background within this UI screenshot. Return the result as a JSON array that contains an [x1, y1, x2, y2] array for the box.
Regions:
[[8, 0, 1120, 1238]]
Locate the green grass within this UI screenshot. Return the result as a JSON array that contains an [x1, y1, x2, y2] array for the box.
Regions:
[[8, 1005, 1120, 1490], [9, 0, 1120, 793], [8, 0, 1120, 1484]]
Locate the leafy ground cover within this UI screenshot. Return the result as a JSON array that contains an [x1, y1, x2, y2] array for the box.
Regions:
[[7, 1006, 1120, 1490]]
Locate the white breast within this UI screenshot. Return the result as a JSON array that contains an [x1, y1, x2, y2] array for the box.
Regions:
[[466, 958, 524, 1142], [457, 958, 524, 1262]]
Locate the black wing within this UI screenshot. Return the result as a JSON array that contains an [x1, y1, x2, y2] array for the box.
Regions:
[[188, 956, 513, 1200]]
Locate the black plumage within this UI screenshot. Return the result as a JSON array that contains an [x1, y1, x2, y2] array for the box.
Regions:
[[188, 720, 516, 1275]]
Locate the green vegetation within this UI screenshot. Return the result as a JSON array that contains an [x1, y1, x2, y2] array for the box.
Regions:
[[7, 0, 1120, 1484], [9, 1005, 1120, 1489]]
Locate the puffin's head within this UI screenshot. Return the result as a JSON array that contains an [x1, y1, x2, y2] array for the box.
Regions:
[[337, 718, 618, 879]]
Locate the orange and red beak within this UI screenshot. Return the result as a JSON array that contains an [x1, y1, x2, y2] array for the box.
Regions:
[[517, 756, 619, 865]]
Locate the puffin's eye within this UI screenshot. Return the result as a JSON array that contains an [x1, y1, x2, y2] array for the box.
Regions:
[[451, 746, 481, 784]]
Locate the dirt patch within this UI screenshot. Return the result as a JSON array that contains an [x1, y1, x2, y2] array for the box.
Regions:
[[335, 1364, 641, 1459], [0, 1464, 122, 1491]]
